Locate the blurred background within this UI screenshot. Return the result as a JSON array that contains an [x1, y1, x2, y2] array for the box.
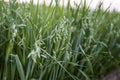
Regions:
[[4, 0, 120, 12]]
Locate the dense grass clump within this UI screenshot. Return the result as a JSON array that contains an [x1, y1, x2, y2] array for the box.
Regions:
[[0, 0, 120, 80]]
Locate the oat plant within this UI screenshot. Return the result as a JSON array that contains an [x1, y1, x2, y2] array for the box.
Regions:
[[0, 0, 120, 80]]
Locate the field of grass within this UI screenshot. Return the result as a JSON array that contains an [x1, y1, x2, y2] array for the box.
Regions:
[[0, 0, 120, 80]]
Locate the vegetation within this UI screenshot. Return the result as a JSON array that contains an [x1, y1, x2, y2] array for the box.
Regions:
[[0, 0, 120, 80]]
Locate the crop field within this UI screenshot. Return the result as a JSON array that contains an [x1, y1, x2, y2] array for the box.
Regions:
[[0, 0, 120, 80]]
